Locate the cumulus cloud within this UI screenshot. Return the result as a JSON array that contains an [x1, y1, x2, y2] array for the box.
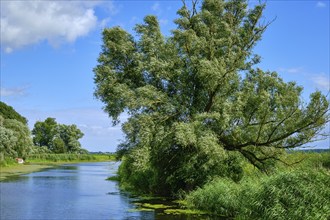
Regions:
[[1, 1, 103, 52]]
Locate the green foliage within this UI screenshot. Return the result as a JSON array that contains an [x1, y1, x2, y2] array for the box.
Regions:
[[0, 115, 33, 160], [31, 146, 52, 154], [118, 147, 158, 194], [0, 101, 28, 124], [3, 119, 34, 157], [32, 117, 57, 148], [57, 124, 84, 152], [0, 103, 32, 162], [106, 175, 119, 181], [0, 124, 18, 158], [94, 0, 329, 195], [27, 153, 95, 162], [118, 141, 243, 195], [32, 117, 85, 153], [27, 153, 115, 163]]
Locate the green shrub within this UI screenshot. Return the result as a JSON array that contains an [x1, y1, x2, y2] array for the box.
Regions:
[[117, 143, 245, 196], [117, 147, 158, 195]]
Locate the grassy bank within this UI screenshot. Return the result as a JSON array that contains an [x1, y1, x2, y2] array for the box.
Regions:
[[0, 164, 54, 181], [0, 153, 116, 181], [185, 151, 330, 219], [26, 153, 116, 163]]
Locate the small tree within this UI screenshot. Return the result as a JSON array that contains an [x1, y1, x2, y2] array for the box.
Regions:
[[32, 118, 85, 153], [94, 0, 329, 194], [32, 117, 57, 148]]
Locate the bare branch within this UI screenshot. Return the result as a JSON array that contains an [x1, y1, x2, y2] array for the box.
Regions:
[[191, 0, 199, 17]]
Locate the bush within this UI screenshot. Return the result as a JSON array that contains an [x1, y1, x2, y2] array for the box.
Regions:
[[117, 146, 158, 195], [117, 143, 244, 196]]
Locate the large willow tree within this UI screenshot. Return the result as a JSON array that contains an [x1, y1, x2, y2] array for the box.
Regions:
[[94, 0, 329, 195]]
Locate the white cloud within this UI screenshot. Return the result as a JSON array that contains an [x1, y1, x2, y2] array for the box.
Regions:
[[312, 74, 330, 91], [130, 16, 139, 24], [279, 67, 329, 91], [0, 86, 29, 97], [102, 1, 119, 15], [151, 2, 161, 12], [159, 19, 169, 26], [316, 1, 326, 8], [0, 1, 104, 52], [278, 67, 304, 74]]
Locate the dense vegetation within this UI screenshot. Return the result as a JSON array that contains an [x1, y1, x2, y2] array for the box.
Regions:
[[0, 102, 89, 166], [0, 101, 28, 125], [0, 102, 33, 162], [32, 117, 87, 154], [27, 153, 115, 163], [94, 0, 329, 198], [186, 151, 330, 219]]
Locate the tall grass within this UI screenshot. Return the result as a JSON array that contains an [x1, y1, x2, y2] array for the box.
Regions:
[[26, 153, 116, 163], [186, 177, 241, 217], [27, 153, 94, 162], [186, 151, 330, 219], [0, 158, 17, 167], [243, 170, 330, 220]]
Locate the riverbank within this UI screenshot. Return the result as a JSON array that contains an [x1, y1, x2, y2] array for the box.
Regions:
[[1, 162, 147, 220], [0, 163, 54, 181], [0, 154, 117, 181]]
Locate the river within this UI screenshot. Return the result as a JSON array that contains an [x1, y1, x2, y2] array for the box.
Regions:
[[0, 162, 210, 220]]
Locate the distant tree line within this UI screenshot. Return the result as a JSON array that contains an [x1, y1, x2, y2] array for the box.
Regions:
[[0, 101, 86, 164]]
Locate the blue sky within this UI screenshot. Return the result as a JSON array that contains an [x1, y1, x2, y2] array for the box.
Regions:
[[1, 0, 329, 152]]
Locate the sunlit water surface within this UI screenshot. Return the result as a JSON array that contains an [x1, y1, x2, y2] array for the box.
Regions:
[[1, 162, 217, 219], [0, 162, 161, 220]]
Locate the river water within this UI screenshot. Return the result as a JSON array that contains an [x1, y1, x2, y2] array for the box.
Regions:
[[0, 162, 212, 220]]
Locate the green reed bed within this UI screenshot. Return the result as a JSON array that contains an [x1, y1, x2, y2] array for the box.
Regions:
[[186, 151, 330, 220]]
